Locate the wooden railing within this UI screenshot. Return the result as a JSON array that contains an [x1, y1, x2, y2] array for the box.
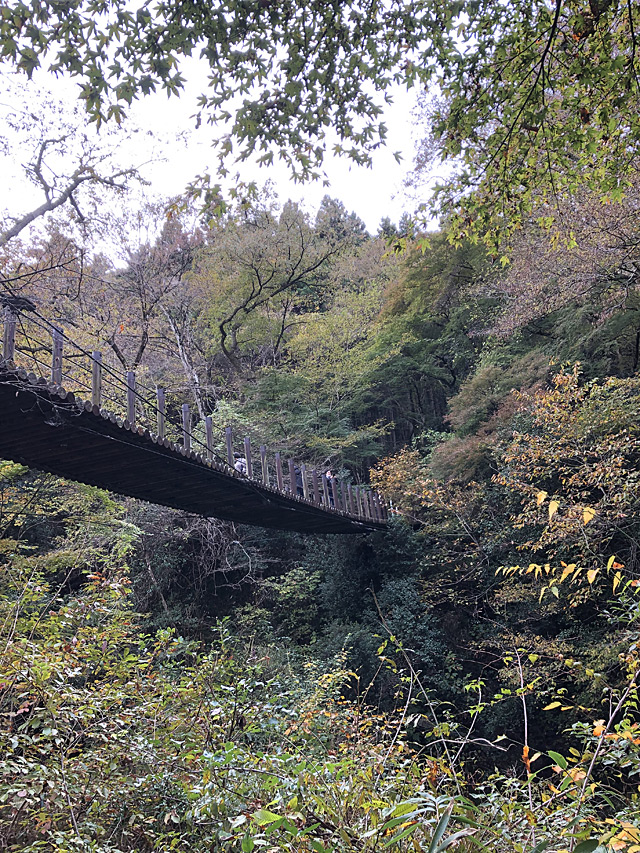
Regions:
[[0, 299, 388, 525]]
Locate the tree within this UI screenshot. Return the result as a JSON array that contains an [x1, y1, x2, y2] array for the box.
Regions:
[[361, 231, 489, 447], [0, 84, 139, 247], [495, 367, 640, 581], [480, 180, 640, 336], [3, 0, 640, 230], [84, 205, 203, 377], [414, 0, 640, 238], [191, 195, 361, 377], [0, 0, 424, 180]]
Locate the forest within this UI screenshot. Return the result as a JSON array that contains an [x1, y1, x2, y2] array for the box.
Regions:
[[2, 0, 640, 851]]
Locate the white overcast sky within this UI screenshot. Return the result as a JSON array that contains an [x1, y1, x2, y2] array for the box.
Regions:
[[2, 57, 433, 237], [125, 58, 424, 232]]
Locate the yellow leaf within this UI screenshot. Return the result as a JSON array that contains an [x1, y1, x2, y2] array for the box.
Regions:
[[536, 490, 548, 506], [560, 565, 576, 582], [583, 507, 596, 524], [613, 571, 622, 593], [549, 500, 559, 520], [587, 569, 598, 585], [607, 554, 616, 570], [543, 701, 562, 710]]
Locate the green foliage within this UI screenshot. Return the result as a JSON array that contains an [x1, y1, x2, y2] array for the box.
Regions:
[[7, 488, 639, 853], [6, 33, 640, 838], [447, 351, 550, 437], [421, 0, 640, 238], [0, 0, 430, 182], [0, 486, 490, 853], [259, 566, 321, 644], [4, 0, 640, 236]]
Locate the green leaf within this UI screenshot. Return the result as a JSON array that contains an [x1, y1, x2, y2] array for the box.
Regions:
[[253, 809, 281, 826], [428, 807, 453, 853], [573, 842, 600, 853], [390, 802, 418, 818], [548, 750, 568, 770]]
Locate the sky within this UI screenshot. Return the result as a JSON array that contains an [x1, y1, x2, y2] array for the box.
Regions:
[[1, 56, 431, 241], [121, 54, 425, 233]]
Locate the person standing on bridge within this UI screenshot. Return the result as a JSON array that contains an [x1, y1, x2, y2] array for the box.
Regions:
[[325, 470, 335, 506], [233, 452, 247, 475]]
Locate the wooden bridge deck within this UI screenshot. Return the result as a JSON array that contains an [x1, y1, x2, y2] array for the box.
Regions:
[[0, 362, 386, 534]]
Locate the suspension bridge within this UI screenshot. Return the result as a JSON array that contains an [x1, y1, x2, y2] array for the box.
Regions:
[[0, 300, 388, 534]]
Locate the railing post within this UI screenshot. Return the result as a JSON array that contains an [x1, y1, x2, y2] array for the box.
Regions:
[[300, 463, 309, 500], [364, 491, 372, 520], [156, 388, 165, 440], [288, 458, 296, 494], [3, 306, 17, 361], [182, 403, 190, 453], [355, 487, 363, 517], [322, 474, 330, 507], [312, 469, 321, 505], [338, 480, 348, 512], [91, 351, 102, 407], [275, 452, 284, 491], [380, 495, 388, 521], [244, 436, 253, 478], [346, 484, 354, 515], [260, 445, 269, 485], [366, 490, 374, 520], [126, 371, 136, 426], [225, 426, 234, 467], [370, 492, 379, 521], [330, 477, 339, 510], [51, 327, 63, 385], [205, 416, 213, 462], [371, 492, 380, 521]]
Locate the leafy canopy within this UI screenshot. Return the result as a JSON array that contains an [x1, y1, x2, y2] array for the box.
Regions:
[[3, 0, 639, 227], [420, 0, 640, 236], [0, 0, 432, 179]]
